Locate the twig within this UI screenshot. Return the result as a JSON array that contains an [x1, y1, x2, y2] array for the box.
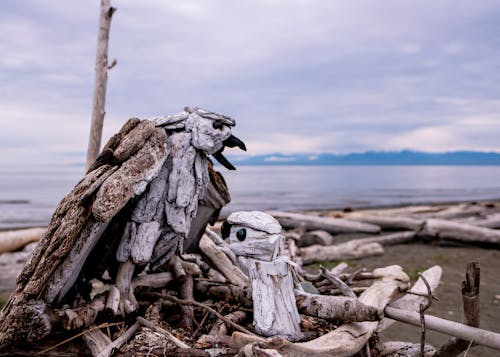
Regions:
[[365, 341, 371, 357], [418, 273, 434, 357], [136, 316, 189, 349], [149, 292, 256, 336], [320, 266, 356, 298], [346, 268, 367, 285], [463, 339, 474, 356], [193, 310, 210, 336], [96, 322, 140, 357], [39, 322, 124, 354]]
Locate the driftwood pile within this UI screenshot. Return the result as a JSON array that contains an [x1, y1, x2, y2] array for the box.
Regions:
[[1, 202, 500, 356], [265, 201, 500, 265]]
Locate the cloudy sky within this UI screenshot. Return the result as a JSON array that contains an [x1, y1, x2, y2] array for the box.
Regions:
[[1, 1, 500, 166]]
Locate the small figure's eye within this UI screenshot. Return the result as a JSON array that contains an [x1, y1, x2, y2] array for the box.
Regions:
[[213, 120, 224, 129], [236, 228, 246, 241]]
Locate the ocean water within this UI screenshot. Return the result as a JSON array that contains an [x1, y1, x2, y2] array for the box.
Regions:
[[1, 165, 500, 229]]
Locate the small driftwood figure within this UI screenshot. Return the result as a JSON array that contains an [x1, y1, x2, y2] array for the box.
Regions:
[[0, 107, 245, 349], [222, 211, 301, 337]]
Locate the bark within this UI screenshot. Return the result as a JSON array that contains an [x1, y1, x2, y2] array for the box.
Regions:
[[82, 327, 112, 357], [376, 341, 436, 356], [295, 292, 381, 322], [86, 0, 116, 170]]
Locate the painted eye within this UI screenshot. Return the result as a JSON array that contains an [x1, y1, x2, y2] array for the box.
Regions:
[[212, 120, 224, 129], [221, 221, 232, 239], [236, 228, 246, 241]]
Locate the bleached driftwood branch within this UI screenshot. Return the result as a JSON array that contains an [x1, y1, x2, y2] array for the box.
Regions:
[[419, 219, 500, 245], [267, 210, 381, 234], [300, 240, 384, 264], [0, 227, 45, 254]]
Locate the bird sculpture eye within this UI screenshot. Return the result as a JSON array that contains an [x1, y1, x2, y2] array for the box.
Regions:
[[212, 120, 224, 129], [236, 228, 246, 241]]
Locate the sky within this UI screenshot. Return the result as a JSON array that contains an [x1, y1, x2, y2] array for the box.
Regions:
[[1, 1, 500, 166]]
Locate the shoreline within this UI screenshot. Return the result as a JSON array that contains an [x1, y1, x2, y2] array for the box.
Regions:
[[3, 198, 500, 231]]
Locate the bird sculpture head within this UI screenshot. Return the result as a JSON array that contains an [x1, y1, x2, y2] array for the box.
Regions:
[[221, 211, 285, 262], [154, 106, 246, 170]]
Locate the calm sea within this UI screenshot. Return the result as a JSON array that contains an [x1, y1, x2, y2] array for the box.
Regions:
[[1, 165, 500, 229]]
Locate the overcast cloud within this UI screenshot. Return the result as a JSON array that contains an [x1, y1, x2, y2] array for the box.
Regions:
[[1, 1, 500, 166]]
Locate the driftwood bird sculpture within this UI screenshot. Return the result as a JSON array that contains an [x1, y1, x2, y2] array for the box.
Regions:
[[222, 211, 301, 337], [0, 107, 245, 348]]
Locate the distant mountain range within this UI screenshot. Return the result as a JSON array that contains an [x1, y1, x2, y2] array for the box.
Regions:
[[227, 150, 500, 165]]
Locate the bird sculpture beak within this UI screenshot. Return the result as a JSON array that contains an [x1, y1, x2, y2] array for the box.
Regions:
[[212, 134, 247, 170]]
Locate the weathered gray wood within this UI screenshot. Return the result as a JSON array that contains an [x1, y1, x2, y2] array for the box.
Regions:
[[436, 262, 480, 356], [208, 310, 247, 336], [384, 306, 500, 351], [419, 219, 500, 245], [105, 286, 120, 316], [0, 228, 45, 254], [300, 240, 384, 264], [116, 221, 133, 262], [130, 221, 162, 264], [113, 120, 155, 162], [378, 265, 442, 331], [86, 0, 116, 170], [115, 259, 137, 315], [244, 257, 301, 337], [199, 234, 248, 287], [131, 272, 173, 289], [457, 212, 500, 229], [267, 210, 381, 234], [45, 221, 109, 303], [377, 341, 436, 356], [96, 322, 140, 357], [82, 326, 112, 357], [136, 317, 190, 349], [131, 158, 170, 224], [355, 231, 417, 246]]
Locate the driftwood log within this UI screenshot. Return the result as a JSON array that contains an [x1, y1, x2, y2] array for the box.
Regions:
[[300, 240, 384, 264], [0, 227, 45, 254], [267, 210, 381, 234]]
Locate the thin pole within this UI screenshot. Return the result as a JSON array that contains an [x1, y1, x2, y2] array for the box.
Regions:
[[86, 0, 116, 170]]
